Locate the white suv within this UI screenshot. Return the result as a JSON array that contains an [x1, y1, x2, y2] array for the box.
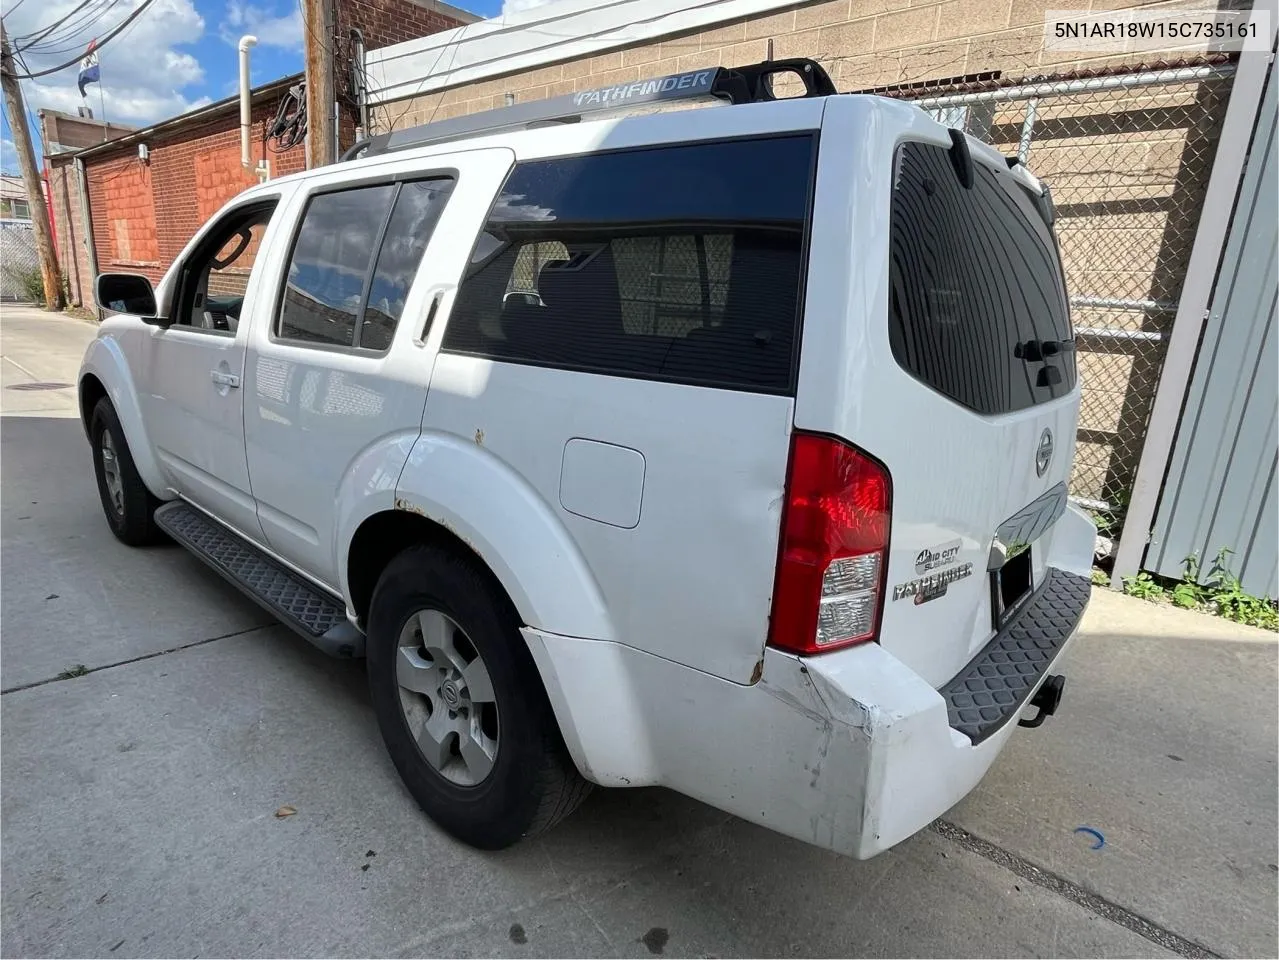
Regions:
[[79, 58, 1095, 858]]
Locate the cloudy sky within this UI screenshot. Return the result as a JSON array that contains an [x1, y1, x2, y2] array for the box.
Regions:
[[0, 0, 520, 171]]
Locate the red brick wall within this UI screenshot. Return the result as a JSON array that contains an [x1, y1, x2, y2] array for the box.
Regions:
[[338, 0, 468, 51], [89, 155, 159, 272], [194, 144, 260, 220], [69, 94, 306, 308], [54, 0, 470, 308], [145, 101, 306, 275]]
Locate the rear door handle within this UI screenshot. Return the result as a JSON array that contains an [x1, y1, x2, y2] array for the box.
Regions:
[[413, 288, 449, 346], [211, 370, 241, 388]]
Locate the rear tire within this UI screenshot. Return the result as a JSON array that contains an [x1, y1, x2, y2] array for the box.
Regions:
[[366, 543, 591, 849], [90, 397, 164, 546]]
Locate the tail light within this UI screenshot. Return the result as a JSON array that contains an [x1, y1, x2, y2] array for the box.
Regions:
[[767, 432, 891, 655]]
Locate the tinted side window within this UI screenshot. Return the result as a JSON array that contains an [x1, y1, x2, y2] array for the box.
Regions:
[[278, 185, 395, 347], [888, 141, 1075, 415], [362, 179, 455, 351], [442, 136, 814, 394]]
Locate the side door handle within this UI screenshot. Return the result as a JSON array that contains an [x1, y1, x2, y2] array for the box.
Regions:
[[211, 370, 241, 388]]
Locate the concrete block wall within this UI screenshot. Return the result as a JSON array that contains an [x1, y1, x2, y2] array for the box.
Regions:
[[370, 0, 1238, 516], [375, 0, 1224, 127], [47, 161, 92, 308]]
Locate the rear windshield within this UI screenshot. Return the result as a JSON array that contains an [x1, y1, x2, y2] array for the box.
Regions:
[[887, 140, 1075, 415]]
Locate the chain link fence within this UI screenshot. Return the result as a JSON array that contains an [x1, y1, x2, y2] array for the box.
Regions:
[[868, 55, 1236, 542], [0, 219, 41, 303]]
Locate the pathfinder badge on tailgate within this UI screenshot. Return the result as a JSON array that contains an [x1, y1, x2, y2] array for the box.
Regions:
[[892, 562, 974, 603]]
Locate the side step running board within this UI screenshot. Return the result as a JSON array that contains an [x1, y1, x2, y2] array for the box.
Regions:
[[154, 501, 364, 658]]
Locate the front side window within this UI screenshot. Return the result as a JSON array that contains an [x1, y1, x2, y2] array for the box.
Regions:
[[277, 178, 454, 350], [442, 135, 815, 394], [175, 201, 277, 334]]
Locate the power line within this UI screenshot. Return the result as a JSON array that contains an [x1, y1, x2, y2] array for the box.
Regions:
[[382, 27, 465, 133], [93, 0, 143, 55], [295, 0, 332, 57], [3, 0, 154, 80], [19, 0, 124, 58], [10, 0, 97, 52]]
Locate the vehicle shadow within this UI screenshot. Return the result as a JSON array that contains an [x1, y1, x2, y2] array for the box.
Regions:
[[0, 415, 270, 691]]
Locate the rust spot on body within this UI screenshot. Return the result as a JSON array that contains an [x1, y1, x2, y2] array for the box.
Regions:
[[394, 497, 426, 516], [474, 428, 484, 445], [749, 658, 764, 684]]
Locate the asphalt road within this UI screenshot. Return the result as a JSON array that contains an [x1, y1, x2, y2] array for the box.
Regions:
[[2, 304, 1276, 959]]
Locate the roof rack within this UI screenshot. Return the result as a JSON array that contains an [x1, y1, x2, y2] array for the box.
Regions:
[[341, 57, 837, 162]]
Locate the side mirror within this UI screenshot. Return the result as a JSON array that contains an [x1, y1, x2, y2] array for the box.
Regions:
[[96, 273, 163, 323]]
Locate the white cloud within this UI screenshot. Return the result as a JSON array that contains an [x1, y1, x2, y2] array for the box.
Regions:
[[0, 138, 18, 173], [8, 0, 209, 127], [219, 0, 303, 50]]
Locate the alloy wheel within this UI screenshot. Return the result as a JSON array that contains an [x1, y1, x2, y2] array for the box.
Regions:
[[395, 608, 499, 786]]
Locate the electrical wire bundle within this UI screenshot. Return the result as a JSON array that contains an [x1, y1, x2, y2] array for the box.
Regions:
[[3, 0, 155, 80], [266, 82, 307, 153]]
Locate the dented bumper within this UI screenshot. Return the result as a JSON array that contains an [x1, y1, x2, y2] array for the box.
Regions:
[[526, 603, 1084, 859]]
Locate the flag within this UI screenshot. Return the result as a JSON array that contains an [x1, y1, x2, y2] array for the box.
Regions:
[[77, 40, 100, 97]]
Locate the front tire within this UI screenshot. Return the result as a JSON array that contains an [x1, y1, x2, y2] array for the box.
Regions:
[[90, 397, 163, 546], [366, 544, 590, 849]]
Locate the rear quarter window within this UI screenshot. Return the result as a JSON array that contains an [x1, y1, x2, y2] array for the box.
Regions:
[[888, 140, 1075, 415], [441, 135, 816, 394]]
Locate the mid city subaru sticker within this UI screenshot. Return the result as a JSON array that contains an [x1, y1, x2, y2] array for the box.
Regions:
[[895, 538, 972, 604], [915, 539, 962, 574]]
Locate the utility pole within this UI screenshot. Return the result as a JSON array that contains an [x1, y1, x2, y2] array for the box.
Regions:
[[302, 0, 335, 167], [0, 23, 64, 310]]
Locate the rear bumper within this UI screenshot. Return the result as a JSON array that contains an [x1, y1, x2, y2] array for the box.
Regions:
[[799, 568, 1089, 856], [942, 566, 1091, 744], [526, 512, 1094, 859]]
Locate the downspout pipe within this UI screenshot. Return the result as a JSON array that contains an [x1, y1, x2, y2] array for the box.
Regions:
[[238, 35, 258, 170]]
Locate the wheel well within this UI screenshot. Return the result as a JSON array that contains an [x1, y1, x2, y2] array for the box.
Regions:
[[346, 510, 519, 629], [79, 374, 107, 439]]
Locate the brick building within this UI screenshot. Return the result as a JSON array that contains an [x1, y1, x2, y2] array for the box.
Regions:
[[0, 175, 41, 221], [43, 78, 305, 310], [43, 0, 476, 311], [39, 109, 135, 154]]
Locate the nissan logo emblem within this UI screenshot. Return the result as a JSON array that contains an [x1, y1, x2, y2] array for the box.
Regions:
[[1035, 428, 1054, 477]]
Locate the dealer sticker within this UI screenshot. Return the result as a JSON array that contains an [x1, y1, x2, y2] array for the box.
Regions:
[[915, 539, 962, 574]]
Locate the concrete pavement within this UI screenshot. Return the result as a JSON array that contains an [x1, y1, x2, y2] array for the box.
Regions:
[[2, 304, 1276, 958]]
